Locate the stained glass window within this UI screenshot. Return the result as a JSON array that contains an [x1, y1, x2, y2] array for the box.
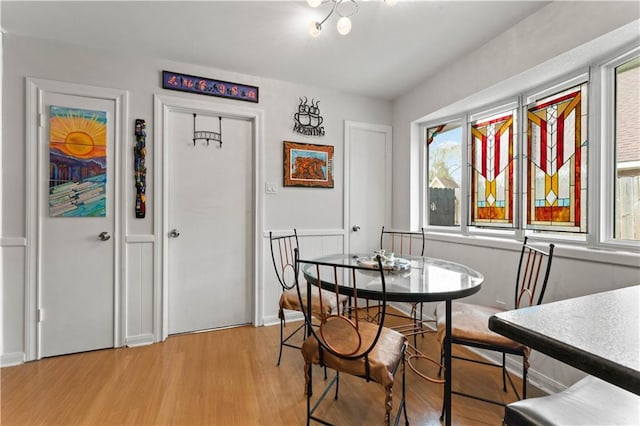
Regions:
[[427, 122, 462, 226], [469, 110, 517, 227], [526, 83, 588, 233]]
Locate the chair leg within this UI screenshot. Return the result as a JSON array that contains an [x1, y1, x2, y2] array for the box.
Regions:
[[416, 302, 422, 336], [305, 362, 312, 426], [334, 371, 340, 400], [410, 303, 418, 347], [384, 385, 392, 426], [304, 362, 312, 396], [502, 352, 507, 392], [402, 354, 409, 426], [523, 361, 527, 399], [438, 343, 446, 420], [411, 302, 425, 338], [277, 318, 284, 366]]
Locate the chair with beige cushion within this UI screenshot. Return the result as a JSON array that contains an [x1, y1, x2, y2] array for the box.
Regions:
[[435, 237, 554, 410], [295, 249, 408, 425], [269, 230, 348, 366]]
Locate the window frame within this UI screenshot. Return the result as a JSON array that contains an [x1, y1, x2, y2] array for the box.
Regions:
[[599, 45, 640, 250], [467, 100, 520, 235], [421, 115, 468, 234], [522, 71, 590, 240], [419, 53, 640, 251]]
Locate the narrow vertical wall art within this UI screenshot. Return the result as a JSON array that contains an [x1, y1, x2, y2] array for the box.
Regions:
[[134, 119, 147, 218], [49, 106, 107, 217]]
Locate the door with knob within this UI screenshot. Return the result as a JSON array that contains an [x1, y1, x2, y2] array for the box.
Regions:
[[167, 109, 253, 335], [346, 121, 392, 254], [38, 89, 116, 358]]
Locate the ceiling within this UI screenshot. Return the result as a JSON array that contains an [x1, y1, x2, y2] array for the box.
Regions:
[[1, 1, 549, 101]]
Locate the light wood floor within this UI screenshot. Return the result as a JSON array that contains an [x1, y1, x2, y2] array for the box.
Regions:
[[1, 311, 538, 425]]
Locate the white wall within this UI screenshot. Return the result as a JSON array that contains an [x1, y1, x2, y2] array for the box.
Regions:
[[390, 1, 640, 392], [1, 34, 391, 362]]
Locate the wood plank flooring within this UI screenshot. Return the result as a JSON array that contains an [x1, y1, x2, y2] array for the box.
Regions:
[[1, 311, 537, 425]]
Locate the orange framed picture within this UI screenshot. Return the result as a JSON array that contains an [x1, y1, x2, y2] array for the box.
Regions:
[[283, 141, 334, 188]]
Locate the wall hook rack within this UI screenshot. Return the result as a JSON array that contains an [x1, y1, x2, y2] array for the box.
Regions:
[[193, 113, 222, 147]]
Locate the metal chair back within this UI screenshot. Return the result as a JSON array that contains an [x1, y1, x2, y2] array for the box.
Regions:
[[269, 230, 299, 292], [515, 236, 555, 309], [294, 249, 387, 361], [380, 226, 425, 256]]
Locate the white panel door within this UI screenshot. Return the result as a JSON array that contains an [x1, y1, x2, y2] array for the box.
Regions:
[[347, 122, 392, 254], [39, 92, 115, 357], [168, 111, 252, 334]]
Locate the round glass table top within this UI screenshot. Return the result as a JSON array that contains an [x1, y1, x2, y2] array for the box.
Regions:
[[301, 253, 484, 303]]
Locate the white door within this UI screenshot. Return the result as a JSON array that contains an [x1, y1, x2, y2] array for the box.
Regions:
[[39, 92, 116, 358], [168, 110, 253, 334], [345, 122, 392, 254]]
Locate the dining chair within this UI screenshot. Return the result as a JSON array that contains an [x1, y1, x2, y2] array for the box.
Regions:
[[295, 249, 409, 426], [435, 236, 555, 410], [379, 226, 429, 342], [269, 230, 348, 366]]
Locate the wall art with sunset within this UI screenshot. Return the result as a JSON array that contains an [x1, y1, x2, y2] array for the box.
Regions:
[[49, 106, 107, 217]]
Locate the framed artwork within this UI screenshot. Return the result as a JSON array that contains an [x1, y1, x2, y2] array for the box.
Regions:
[[283, 141, 334, 188], [162, 70, 259, 103], [49, 105, 107, 217]]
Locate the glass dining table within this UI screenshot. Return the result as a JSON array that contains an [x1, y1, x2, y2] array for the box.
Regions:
[[301, 253, 485, 426]]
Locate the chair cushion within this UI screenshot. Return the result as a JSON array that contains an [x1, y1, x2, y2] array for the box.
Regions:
[[279, 288, 348, 321], [435, 301, 529, 354], [504, 375, 640, 426], [301, 322, 407, 388]]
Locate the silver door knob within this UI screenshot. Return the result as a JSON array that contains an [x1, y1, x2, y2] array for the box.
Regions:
[[352, 226, 361, 232], [98, 231, 111, 241], [169, 229, 180, 238]]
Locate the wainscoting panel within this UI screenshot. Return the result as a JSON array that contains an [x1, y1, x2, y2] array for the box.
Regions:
[[125, 237, 155, 345], [1, 241, 27, 366]]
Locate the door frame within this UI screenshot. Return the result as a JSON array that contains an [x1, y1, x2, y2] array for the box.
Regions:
[[343, 120, 392, 254], [25, 78, 129, 361], [154, 94, 264, 341]]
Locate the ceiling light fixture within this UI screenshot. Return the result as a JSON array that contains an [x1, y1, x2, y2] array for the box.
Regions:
[[307, 0, 398, 37], [308, 0, 358, 37]]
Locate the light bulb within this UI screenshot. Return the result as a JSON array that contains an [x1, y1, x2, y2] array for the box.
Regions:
[[336, 16, 352, 35], [384, 0, 398, 6], [307, 0, 322, 7], [308, 21, 322, 37]]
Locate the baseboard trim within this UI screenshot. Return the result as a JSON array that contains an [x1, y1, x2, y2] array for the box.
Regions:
[[1, 352, 25, 367], [125, 334, 155, 347], [263, 312, 304, 327], [263, 315, 279, 327]]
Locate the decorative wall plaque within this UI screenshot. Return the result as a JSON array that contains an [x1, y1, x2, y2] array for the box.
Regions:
[[293, 97, 325, 136], [162, 70, 259, 103]]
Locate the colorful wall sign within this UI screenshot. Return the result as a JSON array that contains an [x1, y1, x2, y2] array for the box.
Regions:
[[162, 70, 259, 103]]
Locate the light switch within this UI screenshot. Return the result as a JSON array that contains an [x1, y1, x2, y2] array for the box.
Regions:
[[265, 182, 278, 194]]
